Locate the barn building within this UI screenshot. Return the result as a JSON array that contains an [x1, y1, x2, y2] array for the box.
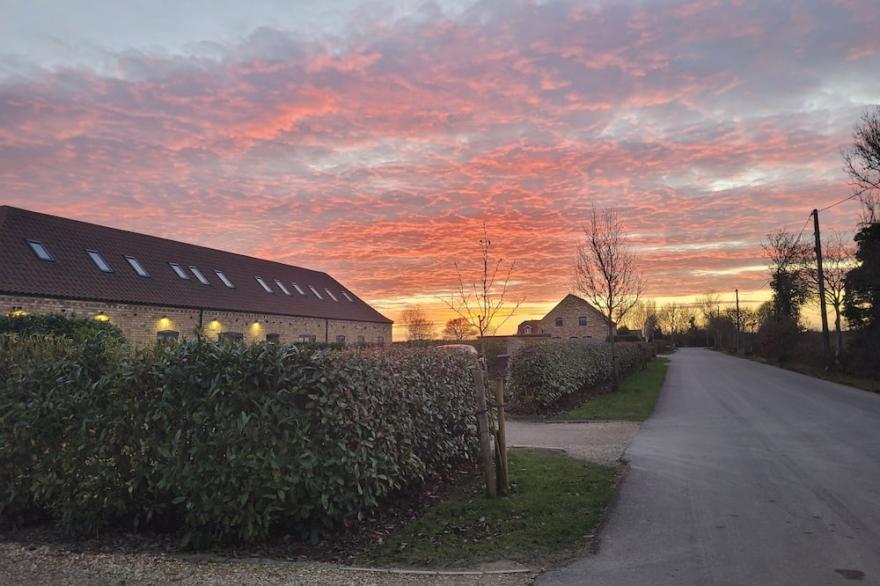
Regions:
[[0, 206, 392, 345]]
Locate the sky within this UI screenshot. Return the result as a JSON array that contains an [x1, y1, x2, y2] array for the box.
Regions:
[[1, 0, 878, 337]]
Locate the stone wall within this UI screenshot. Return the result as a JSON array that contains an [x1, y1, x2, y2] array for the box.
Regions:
[[1, 294, 391, 346], [535, 295, 612, 341]]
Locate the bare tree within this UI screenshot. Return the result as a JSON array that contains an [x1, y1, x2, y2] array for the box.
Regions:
[[400, 306, 434, 341], [444, 223, 522, 355], [697, 293, 722, 346], [657, 303, 695, 346], [805, 233, 855, 358], [626, 300, 656, 340], [763, 229, 812, 323], [442, 317, 477, 341], [843, 106, 880, 224], [575, 206, 644, 387]]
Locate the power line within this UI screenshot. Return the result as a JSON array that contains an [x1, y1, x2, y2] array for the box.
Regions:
[[818, 192, 860, 212]]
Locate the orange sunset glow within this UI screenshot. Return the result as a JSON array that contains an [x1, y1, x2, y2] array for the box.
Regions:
[[2, 1, 878, 338]]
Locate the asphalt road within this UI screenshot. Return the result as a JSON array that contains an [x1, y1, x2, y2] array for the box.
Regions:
[[539, 348, 880, 586]]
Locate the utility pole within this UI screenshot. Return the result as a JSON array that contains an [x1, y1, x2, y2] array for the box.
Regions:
[[812, 209, 831, 365], [735, 289, 741, 354]]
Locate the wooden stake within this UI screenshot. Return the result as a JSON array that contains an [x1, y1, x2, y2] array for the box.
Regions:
[[471, 363, 496, 498], [494, 379, 509, 495]]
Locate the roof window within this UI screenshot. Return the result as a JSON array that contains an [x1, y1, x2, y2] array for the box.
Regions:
[[169, 263, 190, 280], [189, 266, 210, 285], [342, 290, 354, 302], [325, 288, 338, 302], [292, 283, 306, 295], [86, 250, 113, 273], [215, 270, 235, 288], [125, 256, 149, 277], [275, 280, 291, 295], [27, 240, 53, 261], [256, 277, 273, 293], [308, 285, 323, 300]]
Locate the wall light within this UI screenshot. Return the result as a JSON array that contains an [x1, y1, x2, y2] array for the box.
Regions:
[[94, 312, 110, 322]]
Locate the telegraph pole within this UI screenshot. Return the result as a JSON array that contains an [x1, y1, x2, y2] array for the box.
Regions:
[[735, 289, 741, 354], [812, 209, 831, 364]]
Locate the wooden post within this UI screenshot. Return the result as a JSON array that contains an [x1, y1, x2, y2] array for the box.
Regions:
[[494, 379, 509, 495], [471, 363, 497, 498]]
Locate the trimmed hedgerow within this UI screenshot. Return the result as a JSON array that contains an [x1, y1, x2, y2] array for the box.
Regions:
[[0, 337, 479, 547], [0, 313, 125, 343], [508, 341, 649, 413]]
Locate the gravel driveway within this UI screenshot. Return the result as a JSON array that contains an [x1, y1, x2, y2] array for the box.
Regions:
[[0, 543, 536, 585], [505, 420, 639, 466]]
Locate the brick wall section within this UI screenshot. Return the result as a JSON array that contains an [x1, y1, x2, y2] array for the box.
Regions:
[[1, 294, 392, 346], [531, 295, 613, 341]]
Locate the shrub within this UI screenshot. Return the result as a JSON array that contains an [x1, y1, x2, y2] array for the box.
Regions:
[[508, 341, 647, 413], [0, 313, 125, 344], [0, 338, 480, 546]]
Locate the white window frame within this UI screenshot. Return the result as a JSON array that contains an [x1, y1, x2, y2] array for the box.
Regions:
[[325, 288, 338, 302], [86, 249, 113, 273], [274, 280, 291, 295], [27, 240, 54, 261], [125, 256, 150, 277], [341, 290, 355, 302], [189, 266, 210, 285], [308, 285, 323, 300], [169, 262, 190, 280], [215, 270, 235, 288], [292, 283, 306, 295], [255, 277, 273, 293]]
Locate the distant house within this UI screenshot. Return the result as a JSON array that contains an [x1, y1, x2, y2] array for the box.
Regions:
[[0, 206, 392, 345], [516, 294, 614, 341]]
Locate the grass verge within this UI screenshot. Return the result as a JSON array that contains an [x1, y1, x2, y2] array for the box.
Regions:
[[561, 357, 669, 421], [363, 448, 617, 567]]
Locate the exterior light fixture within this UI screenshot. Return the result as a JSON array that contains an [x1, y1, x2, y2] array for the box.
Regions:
[[94, 312, 110, 322]]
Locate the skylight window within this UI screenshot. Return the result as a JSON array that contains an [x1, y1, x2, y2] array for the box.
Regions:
[[86, 250, 113, 273], [341, 290, 355, 302], [215, 270, 234, 288], [169, 263, 190, 280], [275, 280, 291, 295], [125, 256, 149, 277], [325, 288, 338, 302], [292, 283, 306, 295], [189, 266, 210, 285], [308, 285, 323, 300], [256, 277, 273, 293], [27, 240, 53, 261]]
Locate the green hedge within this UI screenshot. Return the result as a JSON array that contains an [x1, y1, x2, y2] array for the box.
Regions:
[[0, 337, 479, 546], [508, 342, 649, 413]]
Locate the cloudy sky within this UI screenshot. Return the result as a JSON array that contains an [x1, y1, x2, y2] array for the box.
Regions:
[[1, 0, 878, 335]]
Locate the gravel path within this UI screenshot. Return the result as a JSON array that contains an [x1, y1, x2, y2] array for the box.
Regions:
[[505, 420, 640, 465], [0, 543, 536, 585]]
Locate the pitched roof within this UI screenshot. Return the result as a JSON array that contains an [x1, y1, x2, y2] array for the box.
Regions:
[[546, 294, 614, 326], [0, 206, 391, 324]]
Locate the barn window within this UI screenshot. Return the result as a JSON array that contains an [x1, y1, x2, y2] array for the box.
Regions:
[[86, 250, 113, 272], [255, 277, 273, 293], [125, 256, 150, 277], [189, 266, 210, 285], [27, 240, 54, 261], [579, 316, 588, 326], [555, 317, 563, 327], [218, 331, 244, 342], [156, 330, 179, 341], [169, 262, 190, 279], [215, 270, 234, 288]]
